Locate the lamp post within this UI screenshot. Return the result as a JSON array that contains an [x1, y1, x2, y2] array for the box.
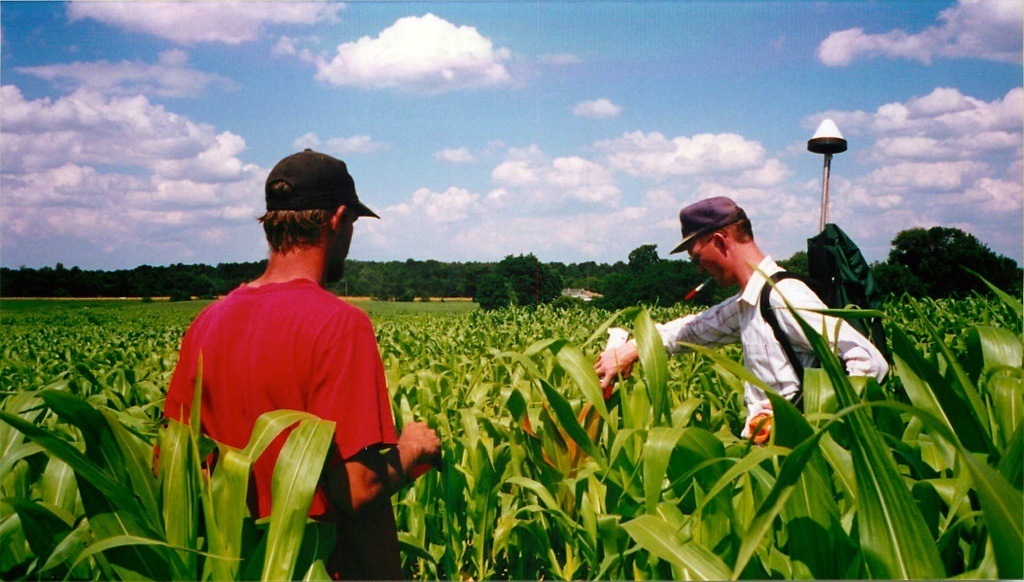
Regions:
[[807, 119, 847, 232]]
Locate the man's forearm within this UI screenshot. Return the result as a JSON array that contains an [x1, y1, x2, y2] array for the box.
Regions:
[[327, 447, 413, 515]]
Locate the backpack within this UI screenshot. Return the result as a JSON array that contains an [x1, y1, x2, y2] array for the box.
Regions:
[[759, 223, 890, 385]]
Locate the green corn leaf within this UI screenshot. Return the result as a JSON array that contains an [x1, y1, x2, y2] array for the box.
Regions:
[[1, 498, 74, 560], [681, 343, 770, 392], [100, 408, 161, 534], [583, 307, 641, 348], [632, 309, 670, 426], [39, 516, 92, 577], [0, 409, 136, 517], [158, 418, 199, 577], [188, 410, 237, 582], [789, 305, 946, 579], [964, 267, 1023, 318], [909, 301, 995, 455], [997, 423, 1023, 489], [877, 401, 1024, 579], [0, 392, 43, 460], [965, 326, 1022, 381], [989, 373, 1023, 450], [41, 456, 78, 515], [262, 416, 336, 582], [302, 559, 333, 581], [670, 429, 733, 551], [818, 433, 856, 504], [189, 353, 204, 442], [782, 370, 855, 503], [683, 445, 777, 520], [86, 509, 178, 580], [732, 395, 837, 578], [243, 409, 329, 461], [963, 454, 1024, 579], [208, 445, 255, 578], [771, 395, 845, 579], [550, 340, 610, 421], [497, 350, 547, 387], [506, 476, 572, 523], [621, 514, 731, 580], [68, 532, 190, 577], [0, 441, 44, 490], [642, 427, 685, 514], [808, 307, 885, 320], [890, 326, 991, 453], [538, 378, 606, 470]]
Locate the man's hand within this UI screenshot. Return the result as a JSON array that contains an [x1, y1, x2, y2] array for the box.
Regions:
[[398, 421, 441, 476], [594, 341, 639, 397], [746, 412, 773, 445]]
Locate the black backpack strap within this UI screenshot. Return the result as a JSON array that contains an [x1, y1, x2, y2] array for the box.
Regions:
[[760, 272, 805, 401]]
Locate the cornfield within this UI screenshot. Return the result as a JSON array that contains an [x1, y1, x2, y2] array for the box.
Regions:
[[1, 285, 1021, 580]]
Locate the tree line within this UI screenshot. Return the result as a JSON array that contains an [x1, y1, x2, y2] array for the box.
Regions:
[[1, 227, 1019, 309]]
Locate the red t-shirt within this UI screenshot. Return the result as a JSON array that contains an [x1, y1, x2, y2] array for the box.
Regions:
[[164, 278, 398, 518]]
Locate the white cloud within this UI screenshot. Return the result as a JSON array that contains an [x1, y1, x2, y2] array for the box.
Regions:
[[0, 85, 266, 266], [596, 131, 771, 179], [739, 158, 790, 187], [963, 177, 1023, 214], [490, 146, 620, 206], [0, 86, 257, 181], [361, 182, 655, 261], [572, 98, 622, 119], [866, 160, 989, 192], [273, 36, 301, 57], [811, 87, 1023, 160], [16, 50, 238, 98], [67, 1, 342, 45], [387, 187, 482, 224], [313, 14, 512, 92], [818, 0, 1022, 66], [292, 132, 388, 154], [802, 87, 1022, 258], [435, 147, 476, 164]]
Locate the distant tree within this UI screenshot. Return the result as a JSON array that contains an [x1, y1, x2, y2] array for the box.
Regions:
[[596, 244, 705, 309], [475, 273, 518, 310], [474, 254, 563, 310], [872, 261, 928, 297], [778, 251, 809, 277], [888, 227, 1022, 297], [628, 244, 661, 273]]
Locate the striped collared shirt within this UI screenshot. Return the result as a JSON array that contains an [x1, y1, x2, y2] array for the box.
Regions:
[[655, 256, 888, 434]]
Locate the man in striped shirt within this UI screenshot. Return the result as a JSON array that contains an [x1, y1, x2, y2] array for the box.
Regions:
[[594, 196, 888, 441]]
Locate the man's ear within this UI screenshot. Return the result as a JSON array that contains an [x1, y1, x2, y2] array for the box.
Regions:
[[711, 230, 728, 251], [329, 205, 348, 231]]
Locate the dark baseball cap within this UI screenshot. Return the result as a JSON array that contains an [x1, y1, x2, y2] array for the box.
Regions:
[[670, 196, 747, 254], [265, 149, 379, 218]]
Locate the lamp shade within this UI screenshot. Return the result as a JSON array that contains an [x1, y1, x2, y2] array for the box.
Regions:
[[807, 119, 847, 154]]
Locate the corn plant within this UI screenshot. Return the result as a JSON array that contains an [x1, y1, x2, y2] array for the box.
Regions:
[[1, 290, 1021, 580], [0, 355, 336, 581]]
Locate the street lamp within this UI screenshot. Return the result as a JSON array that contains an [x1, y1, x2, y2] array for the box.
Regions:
[[807, 119, 847, 232]]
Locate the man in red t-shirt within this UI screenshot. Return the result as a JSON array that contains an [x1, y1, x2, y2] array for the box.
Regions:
[[165, 149, 441, 579]]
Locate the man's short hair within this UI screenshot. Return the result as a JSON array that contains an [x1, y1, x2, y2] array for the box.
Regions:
[[258, 205, 335, 253], [723, 217, 754, 243]]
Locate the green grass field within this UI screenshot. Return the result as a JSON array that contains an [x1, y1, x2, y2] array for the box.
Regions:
[[0, 296, 477, 324]]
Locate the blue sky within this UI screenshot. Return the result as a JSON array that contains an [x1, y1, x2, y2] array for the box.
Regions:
[[2, 1, 1021, 270]]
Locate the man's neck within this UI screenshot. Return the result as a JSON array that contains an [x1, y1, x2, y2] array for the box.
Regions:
[[250, 247, 326, 287], [731, 245, 767, 288]]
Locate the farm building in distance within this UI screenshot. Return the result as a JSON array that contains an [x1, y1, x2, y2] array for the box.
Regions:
[[561, 288, 602, 302]]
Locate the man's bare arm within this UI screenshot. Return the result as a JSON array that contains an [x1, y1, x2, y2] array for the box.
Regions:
[[325, 420, 441, 514]]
